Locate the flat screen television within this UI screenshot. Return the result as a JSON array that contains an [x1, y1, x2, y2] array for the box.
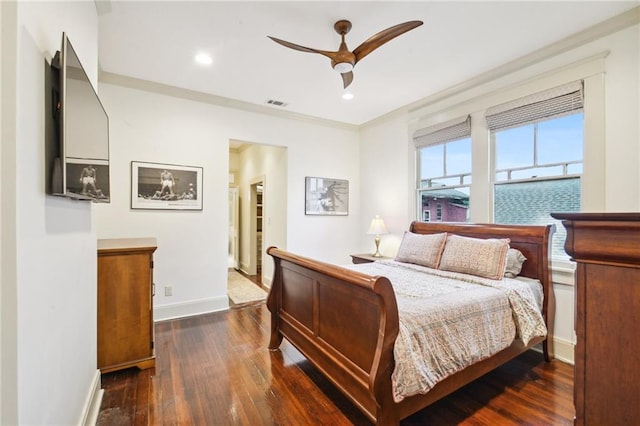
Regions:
[[48, 33, 110, 202]]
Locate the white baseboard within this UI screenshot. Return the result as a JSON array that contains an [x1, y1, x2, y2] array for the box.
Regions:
[[79, 369, 103, 426], [552, 335, 575, 365], [262, 275, 272, 288], [154, 296, 229, 322], [529, 336, 574, 366]]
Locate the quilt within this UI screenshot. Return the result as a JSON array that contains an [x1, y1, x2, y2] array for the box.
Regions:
[[345, 260, 546, 402]]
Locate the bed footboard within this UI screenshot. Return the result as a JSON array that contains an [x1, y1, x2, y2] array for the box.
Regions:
[[266, 247, 400, 424]]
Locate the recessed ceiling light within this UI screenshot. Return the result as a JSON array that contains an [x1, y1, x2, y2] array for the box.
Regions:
[[342, 92, 354, 100], [195, 52, 213, 65]]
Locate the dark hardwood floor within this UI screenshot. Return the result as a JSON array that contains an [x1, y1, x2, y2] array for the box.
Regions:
[[97, 304, 574, 425]]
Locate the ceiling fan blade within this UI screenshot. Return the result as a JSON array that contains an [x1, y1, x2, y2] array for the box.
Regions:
[[341, 71, 353, 89], [267, 36, 337, 61], [352, 20, 423, 64]]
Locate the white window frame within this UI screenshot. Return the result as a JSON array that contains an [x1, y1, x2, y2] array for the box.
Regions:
[[414, 116, 472, 221], [410, 54, 606, 276]]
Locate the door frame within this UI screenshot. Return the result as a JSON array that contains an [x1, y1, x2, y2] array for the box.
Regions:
[[228, 185, 239, 269]]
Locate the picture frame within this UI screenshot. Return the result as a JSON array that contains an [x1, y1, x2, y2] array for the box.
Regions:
[[131, 161, 203, 210], [305, 176, 349, 216], [65, 158, 110, 203]]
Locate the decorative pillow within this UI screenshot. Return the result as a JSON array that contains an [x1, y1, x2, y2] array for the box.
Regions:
[[395, 232, 447, 269], [504, 248, 527, 278], [439, 234, 510, 280]]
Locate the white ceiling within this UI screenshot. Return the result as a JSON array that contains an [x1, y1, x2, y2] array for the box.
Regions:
[[98, 1, 638, 126]]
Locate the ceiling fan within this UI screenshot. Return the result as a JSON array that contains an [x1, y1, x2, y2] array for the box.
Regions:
[[268, 19, 423, 89]]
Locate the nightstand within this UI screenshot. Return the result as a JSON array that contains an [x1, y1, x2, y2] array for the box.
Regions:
[[350, 253, 392, 264]]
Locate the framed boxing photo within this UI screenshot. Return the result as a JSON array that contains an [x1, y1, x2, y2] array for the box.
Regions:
[[65, 158, 110, 203], [131, 161, 203, 210]]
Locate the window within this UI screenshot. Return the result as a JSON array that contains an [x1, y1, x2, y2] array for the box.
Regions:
[[494, 114, 583, 181], [415, 116, 471, 223], [488, 82, 583, 258]]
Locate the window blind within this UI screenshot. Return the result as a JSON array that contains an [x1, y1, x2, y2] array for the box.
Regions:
[[486, 81, 583, 131], [413, 115, 471, 148]]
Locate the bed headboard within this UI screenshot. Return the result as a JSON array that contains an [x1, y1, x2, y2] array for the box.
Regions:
[[408, 221, 554, 283]]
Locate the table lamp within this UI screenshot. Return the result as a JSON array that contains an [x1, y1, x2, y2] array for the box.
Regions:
[[366, 215, 388, 257]]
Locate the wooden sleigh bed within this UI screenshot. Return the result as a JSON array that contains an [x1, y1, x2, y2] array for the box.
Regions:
[[266, 221, 555, 425]]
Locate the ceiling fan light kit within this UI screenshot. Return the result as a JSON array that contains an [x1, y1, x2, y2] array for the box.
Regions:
[[333, 62, 354, 73], [268, 19, 423, 89]]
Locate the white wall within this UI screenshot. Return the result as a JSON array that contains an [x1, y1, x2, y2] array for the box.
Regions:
[[94, 84, 231, 319], [236, 143, 287, 286], [95, 83, 360, 320], [2, 2, 101, 424], [283, 124, 361, 264], [0, 3, 13, 423], [229, 147, 240, 181], [359, 22, 640, 364], [0, 2, 18, 423], [600, 25, 640, 210], [359, 114, 413, 257]]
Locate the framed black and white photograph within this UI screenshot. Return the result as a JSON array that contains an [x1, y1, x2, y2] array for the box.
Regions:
[[65, 158, 110, 203], [305, 176, 349, 216], [131, 161, 203, 210]]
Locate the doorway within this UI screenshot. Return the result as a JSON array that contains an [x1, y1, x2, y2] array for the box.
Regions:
[[228, 140, 287, 287]]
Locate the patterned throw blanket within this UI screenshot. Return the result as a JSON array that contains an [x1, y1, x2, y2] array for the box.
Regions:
[[344, 260, 546, 402]]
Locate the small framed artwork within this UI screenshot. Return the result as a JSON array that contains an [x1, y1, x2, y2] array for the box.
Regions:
[[305, 176, 349, 216], [131, 161, 203, 210], [65, 158, 110, 203]]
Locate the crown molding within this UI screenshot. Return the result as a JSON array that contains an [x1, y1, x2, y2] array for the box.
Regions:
[[98, 71, 358, 131], [98, 7, 638, 132], [363, 6, 640, 128]]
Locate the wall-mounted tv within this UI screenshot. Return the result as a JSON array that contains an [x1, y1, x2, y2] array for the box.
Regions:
[[47, 33, 110, 202]]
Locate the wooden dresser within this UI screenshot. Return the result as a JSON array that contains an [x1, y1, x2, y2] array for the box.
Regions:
[[551, 213, 640, 425], [97, 238, 157, 373]]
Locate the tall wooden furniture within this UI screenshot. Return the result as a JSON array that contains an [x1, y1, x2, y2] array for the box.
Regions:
[[98, 238, 157, 373], [551, 213, 640, 425]]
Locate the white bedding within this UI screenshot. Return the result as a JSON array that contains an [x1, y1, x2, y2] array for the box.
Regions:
[[344, 260, 546, 402]]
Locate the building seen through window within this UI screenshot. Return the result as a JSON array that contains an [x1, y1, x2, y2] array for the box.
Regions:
[[417, 136, 471, 223]]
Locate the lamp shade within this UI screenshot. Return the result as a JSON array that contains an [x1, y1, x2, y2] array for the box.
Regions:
[[366, 215, 388, 235]]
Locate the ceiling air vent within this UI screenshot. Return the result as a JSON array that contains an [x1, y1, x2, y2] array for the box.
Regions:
[[265, 99, 288, 108]]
